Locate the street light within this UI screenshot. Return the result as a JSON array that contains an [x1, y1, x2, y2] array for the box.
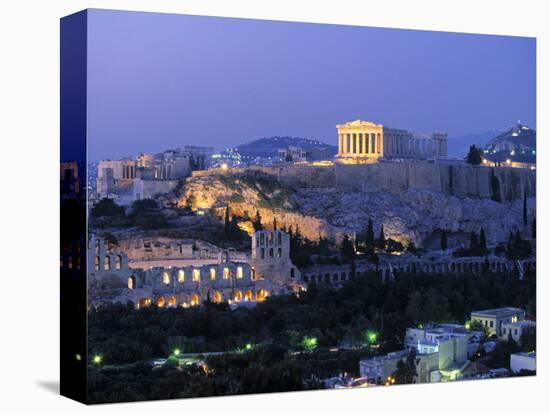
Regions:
[[173, 348, 181, 357], [92, 354, 102, 365]]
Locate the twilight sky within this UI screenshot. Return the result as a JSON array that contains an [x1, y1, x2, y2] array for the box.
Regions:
[[87, 9, 536, 161]]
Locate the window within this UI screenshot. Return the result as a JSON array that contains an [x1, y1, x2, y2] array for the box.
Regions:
[[163, 271, 170, 285], [277, 232, 282, 244], [128, 276, 135, 290], [94, 256, 100, 271], [115, 255, 122, 270], [236, 267, 243, 279], [178, 270, 185, 283], [290, 268, 295, 278], [269, 248, 273, 258], [192, 269, 200, 282], [260, 233, 265, 245], [514, 329, 518, 336], [210, 268, 217, 280], [104, 256, 110, 271], [261, 248, 265, 259], [277, 248, 282, 257], [223, 267, 230, 279], [490, 321, 494, 328]]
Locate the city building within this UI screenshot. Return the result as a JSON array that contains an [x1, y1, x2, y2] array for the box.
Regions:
[[470, 307, 526, 336], [278, 145, 306, 163], [359, 349, 440, 384], [336, 120, 447, 162], [500, 320, 536, 344], [96, 146, 214, 201], [510, 352, 536, 373]]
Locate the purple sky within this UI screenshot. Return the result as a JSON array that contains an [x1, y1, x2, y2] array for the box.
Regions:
[[87, 9, 536, 161]]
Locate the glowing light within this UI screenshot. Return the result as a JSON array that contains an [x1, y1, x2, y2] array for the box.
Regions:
[[366, 330, 378, 344], [173, 348, 181, 356], [506, 159, 511, 165], [464, 320, 471, 330], [302, 336, 318, 352], [92, 355, 102, 365], [75, 354, 82, 361], [220, 163, 229, 171], [245, 343, 252, 350]]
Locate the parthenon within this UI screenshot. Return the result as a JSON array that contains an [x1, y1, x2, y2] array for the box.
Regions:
[[336, 120, 447, 161]]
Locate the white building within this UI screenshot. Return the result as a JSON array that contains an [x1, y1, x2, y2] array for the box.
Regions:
[[500, 320, 536, 344], [471, 307, 525, 336], [510, 352, 536, 373]]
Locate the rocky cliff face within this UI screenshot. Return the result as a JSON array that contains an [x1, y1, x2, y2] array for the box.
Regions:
[[175, 170, 535, 247]]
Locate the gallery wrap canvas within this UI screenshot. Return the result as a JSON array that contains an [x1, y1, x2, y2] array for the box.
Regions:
[[60, 8, 537, 404]]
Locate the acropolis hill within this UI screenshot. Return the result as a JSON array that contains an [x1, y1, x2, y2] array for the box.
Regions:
[[179, 161, 535, 247]]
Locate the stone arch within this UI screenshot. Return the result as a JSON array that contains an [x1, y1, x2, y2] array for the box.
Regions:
[[127, 276, 136, 290], [190, 294, 200, 307], [234, 290, 243, 302], [156, 296, 166, 307], [244, 290, 253, 301], [167, 296, 177, 307], [138, 298, 151, 308], [256, 289, 268, 301], [212, 291, 222, 303], [163, 271, 170, 285]]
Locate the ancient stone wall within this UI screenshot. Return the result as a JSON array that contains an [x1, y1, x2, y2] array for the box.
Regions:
[[257, 162, 535, 201]]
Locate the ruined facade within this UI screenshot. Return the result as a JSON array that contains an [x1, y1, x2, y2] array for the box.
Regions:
[[88, 230, 302, 308], [336, 120, 447, 162]]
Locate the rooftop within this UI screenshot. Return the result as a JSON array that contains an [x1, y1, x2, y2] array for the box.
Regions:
[[471, 307, 525, 318]]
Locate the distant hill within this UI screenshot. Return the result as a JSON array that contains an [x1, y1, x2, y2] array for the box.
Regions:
[[483, 124, 536, 163], [235, 136, 337, 160], [447, 130, 502, 158]]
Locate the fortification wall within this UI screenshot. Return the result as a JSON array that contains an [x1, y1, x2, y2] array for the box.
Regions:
[[258, 162, 535, 201]]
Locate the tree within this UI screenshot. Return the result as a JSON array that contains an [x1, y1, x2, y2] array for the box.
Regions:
[[466, 145, 482, 165], [376, 224, 386, 249], [340, 234, 355, 260], [394, 348, 417, 384], [365, 218, 375, 251], [479, 227, 487, 253], [253, 210, 263, 231], [523, 192, 527, 226], [224, 205, 231, 238], [440, 230, 448, 251], [131, 198, 158, 214], [92, 198, 125, 218], [469, 231, 480, 254]]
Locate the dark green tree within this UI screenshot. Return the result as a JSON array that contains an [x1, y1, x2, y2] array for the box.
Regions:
[[253, 210, 263, 231], [479, 227, 487, 253], [92, 198, 125, 218], [224, 204, 231, 238], [394, 348, 417, 384], [340, 234, 355, 260], [469, 231, 480, 253], [523, 192, 527, 226], [365, 218, 375, 251], [466, 145, 482, 165], [376, 224, 386, 249], [440, 230, 448, 251]]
